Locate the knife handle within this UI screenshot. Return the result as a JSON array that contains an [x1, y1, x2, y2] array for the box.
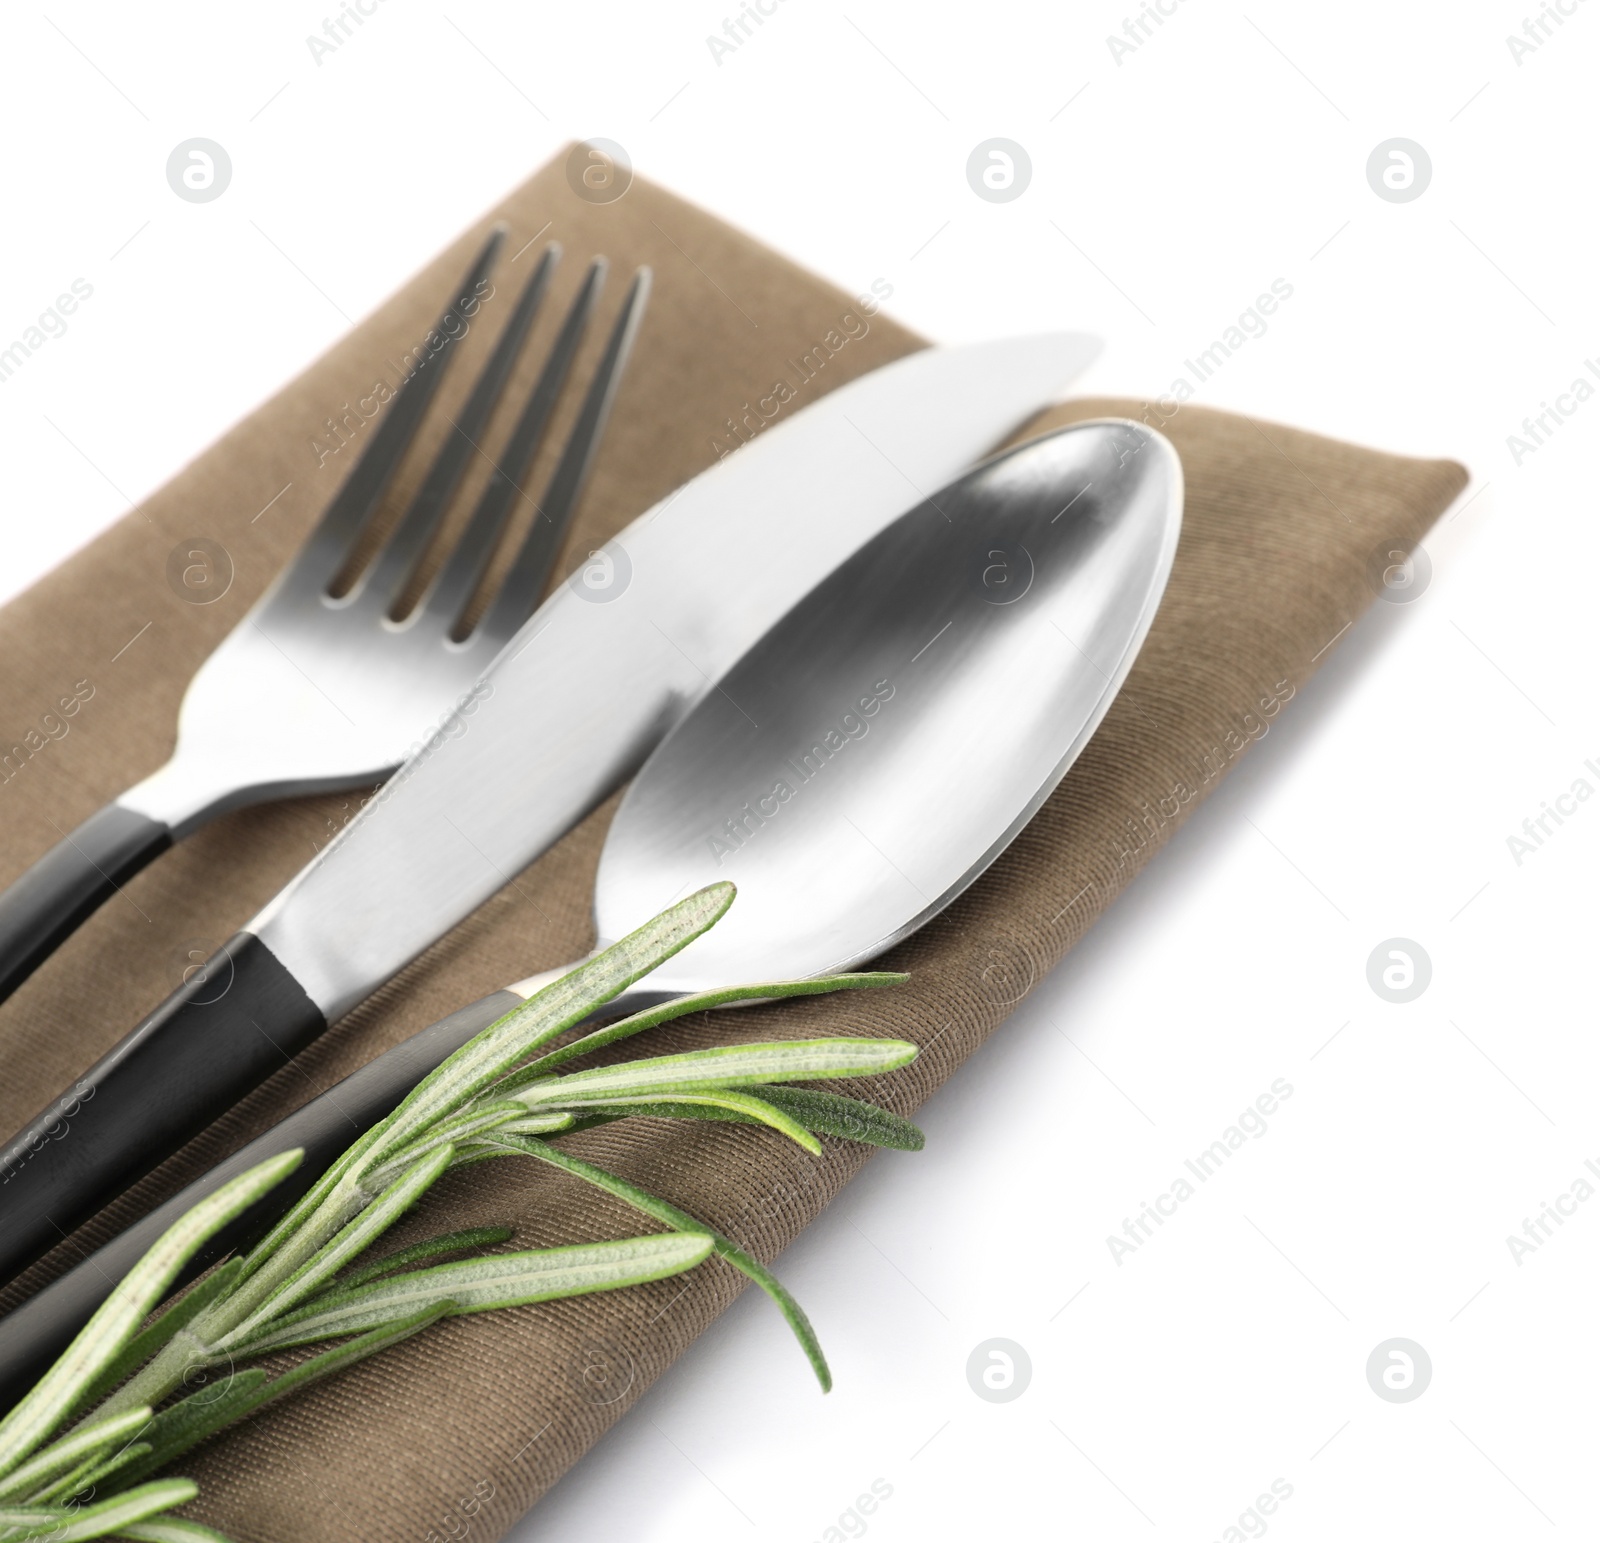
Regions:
[[0, 931, 325, 1289], [0, 988, 520, 1408], [0, 805, 173, 1007]]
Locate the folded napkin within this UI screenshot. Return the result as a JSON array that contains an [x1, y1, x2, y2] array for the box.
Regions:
[[0, 147, 1465, 1541]]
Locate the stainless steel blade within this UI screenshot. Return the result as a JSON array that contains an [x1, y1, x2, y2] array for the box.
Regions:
[[252, 334, 1101, 1018]]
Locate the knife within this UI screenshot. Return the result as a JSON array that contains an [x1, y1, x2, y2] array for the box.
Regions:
[[0, 331, 1100, 1286]]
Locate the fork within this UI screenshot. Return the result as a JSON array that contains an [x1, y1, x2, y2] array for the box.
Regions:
[[0, 226, 651, 1006]]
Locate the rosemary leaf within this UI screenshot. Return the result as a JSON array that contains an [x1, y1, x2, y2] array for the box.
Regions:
[[551, 1086, 925, 1150], [497, 1136, 834, 1391], [117, 1519, 237, 1542], [227, 1234, 714, 1358], [751, 1087, 926, 1151], [510, 1038, 917, 1107], [0, 1152, 302, 1473], [0, 1403, 150, 1503], [472, 1115, 587, 1140], [0, 1477, 197, 1539], [507, 971, 911, 1081], [334, 1228, 515, 1292], [47, 1439, 153, 1504], [533, 1091, 823, 1155]]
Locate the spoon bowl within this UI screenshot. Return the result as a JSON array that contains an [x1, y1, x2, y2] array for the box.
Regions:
[[528, 418, 1182, 1005]]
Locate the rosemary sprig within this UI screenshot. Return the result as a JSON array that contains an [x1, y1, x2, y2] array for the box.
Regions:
[[0, 882, 921, 1540]]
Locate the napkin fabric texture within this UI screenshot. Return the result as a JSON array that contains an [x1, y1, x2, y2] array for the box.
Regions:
[[0, 148, 1466, 1541]]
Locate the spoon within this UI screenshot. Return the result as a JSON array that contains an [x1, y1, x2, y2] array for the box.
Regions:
[[527, 414, 1183, 1004], [0, 418, 1181, 1398]]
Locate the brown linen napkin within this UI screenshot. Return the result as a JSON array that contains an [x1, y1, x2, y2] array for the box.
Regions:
[[0, 147, 1466, 1541]]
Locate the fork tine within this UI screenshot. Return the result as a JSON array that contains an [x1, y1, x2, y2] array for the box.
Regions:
[[420, 257, 608, 632], [295, 225, 505, 592], [357, 244, 561, 616], [474, 266, 652, 643]]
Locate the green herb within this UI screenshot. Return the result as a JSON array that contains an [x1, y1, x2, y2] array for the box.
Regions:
[[0, 882, 920, 1539]]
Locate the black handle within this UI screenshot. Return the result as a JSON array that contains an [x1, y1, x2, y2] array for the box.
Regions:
[[0, 932, 327, 1289], [0, 805, 173, 1006], [0, 988, 519, 1407]]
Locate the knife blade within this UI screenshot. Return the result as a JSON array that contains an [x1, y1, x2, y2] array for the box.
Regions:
[[0, 332, 1100, 1286]]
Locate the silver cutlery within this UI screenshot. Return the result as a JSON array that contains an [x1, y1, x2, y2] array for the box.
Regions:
[[0, 227, 649, 1006], [0, 325, 1103, 1285], [0, 417, 1180, 1395]]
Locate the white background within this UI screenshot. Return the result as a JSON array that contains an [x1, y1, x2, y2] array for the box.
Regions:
[[0, 3, 1593, 1539]]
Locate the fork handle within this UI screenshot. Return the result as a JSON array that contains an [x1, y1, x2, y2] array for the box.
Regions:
[[0, 805, 173, 1007], [0, 930, 325, 1289]]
